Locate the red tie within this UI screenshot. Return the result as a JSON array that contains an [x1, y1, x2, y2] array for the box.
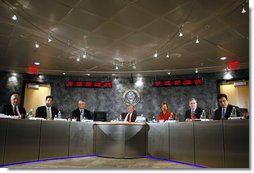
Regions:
[[127, 113, 131, 122]]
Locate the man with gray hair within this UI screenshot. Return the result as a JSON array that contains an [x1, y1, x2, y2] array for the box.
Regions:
[[185, 98, 204, 121], [1, 92, 26, 119], [71, 100, 92, 121]]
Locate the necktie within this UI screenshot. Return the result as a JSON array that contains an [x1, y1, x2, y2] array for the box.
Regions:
[[47, 107, 51, 119], [80, 109, 84, 120], [221, 108, 225, 119], [127, 113, 131, 122], [191, 110, 195, 119], [13, 106, 18, 115]]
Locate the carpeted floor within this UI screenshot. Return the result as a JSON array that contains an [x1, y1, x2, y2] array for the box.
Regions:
[[3, 156, 202, 169]]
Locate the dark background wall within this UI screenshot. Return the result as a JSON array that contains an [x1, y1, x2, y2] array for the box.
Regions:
[[0, 69, 249, 121]]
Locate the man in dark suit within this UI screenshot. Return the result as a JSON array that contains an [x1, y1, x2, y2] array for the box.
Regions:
[[185, 98, 204, 121], [71, 100, 92, 121], [214, 94, 241, 120], [121, 105, 138, 122], [35, 96, 58, 120], [1, 93, 26, 119]]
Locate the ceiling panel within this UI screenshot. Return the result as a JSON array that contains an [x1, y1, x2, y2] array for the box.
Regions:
[[112, 5, 156, 29], [77, 0, 128, 18], [0, 0, 249, 76], [62, 8, 105, 31]]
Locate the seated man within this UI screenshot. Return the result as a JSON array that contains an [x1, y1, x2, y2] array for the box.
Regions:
[[36, 96, 58, 120], [185, 98, 204, 121], [121, 105, 137, 122], [71, 100, 92, 121], [213, 94, 241, 120], [1, 93, 26, 119]]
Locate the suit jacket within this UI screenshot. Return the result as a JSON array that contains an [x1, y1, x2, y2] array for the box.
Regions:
[[35, 106, 58, 120], [1, 104, 26, 119], [71, 108, 92, 121], [121, 110, 138, 122], [185, 107, 204, 120], [214, 104, 241, 120]]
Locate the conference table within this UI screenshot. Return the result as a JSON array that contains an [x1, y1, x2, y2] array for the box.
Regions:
[[0, 118, 249, 168]]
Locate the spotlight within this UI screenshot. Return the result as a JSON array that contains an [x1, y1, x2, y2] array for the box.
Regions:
[[35, 42, 39, 48], [153, 50, 158, 58], [12, 14, 17, 20], [241, 6, 246, 13]]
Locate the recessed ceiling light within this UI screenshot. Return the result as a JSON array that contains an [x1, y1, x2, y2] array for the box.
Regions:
[[220, 57, 227, 60], [34, 62, 40, 65]]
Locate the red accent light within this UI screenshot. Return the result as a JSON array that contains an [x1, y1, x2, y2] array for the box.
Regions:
[[66, 81, 73, 87], [93, 82, 102, 87], [164, 80, 172, 86], [227, 61, 239, 70], [27, 65, 38, 74], [194, 79, 202, 85], [76, 82, 82, 87], [104, 82, 112, 88], [153, 81, 162, 86], [85, 82, 92, 87], [173, 80, 181, 85], [182, 80, 192, 85]]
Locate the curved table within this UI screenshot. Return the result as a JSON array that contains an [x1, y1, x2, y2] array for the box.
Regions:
[[94, 122, 146, 158]]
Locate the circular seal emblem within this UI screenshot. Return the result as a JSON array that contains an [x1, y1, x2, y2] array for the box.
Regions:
[[122, 89, 140, 105]]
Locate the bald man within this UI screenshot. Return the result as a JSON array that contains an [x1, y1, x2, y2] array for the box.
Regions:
[[71, 100, 92, 121], [1, 93, 26, 119]]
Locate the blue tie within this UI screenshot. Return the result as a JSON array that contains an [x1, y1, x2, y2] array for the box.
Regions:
[[221, 108, 225, 119]]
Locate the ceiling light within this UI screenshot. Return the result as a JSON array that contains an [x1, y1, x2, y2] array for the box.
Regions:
[[220, 57, 227, 60], [166, 52, 169, 58], [241, 6, 246, 13], [115, 66, 119, 70], [133, 65, 136, 69], [35, 42, 39, 48], [167, 72, 171, 75], [12, 14, 17, 20], [38, 75, 44, 79], [195, 68, 198, 73], [224, 71, 233, 80], [179, 31, 183, 37], [63, 73, 66, 75], [87, 74, 90, 76], [153, 50, 158, 58], [195, 35, 199, 44], [48, 36, 52, 42], [76, 57, 80, 62], [34, 62, 40, 66], [82, 52, 87, 58]]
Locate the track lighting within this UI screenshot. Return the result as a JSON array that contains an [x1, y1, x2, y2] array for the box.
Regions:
[[166, 52, 169, 58], [35, 42, 39, 48], [195, 35, 199, 44], [12, 14, 17, 20], [82, 52, 87, 58], [48, 35, 52, 42], [179, 31, 183, 37], [153, 50, 158, 58]]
